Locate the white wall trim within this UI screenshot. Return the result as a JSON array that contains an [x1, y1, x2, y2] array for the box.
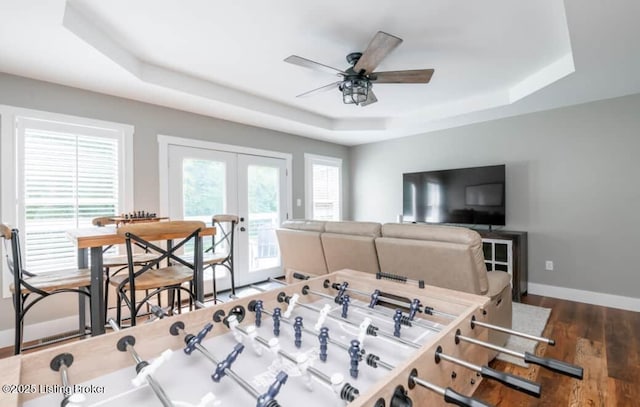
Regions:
[[0, 316, 81, 348], [157, 134, 293, 220], [528, 282, 640, 312], [304, 153, 343, 220]]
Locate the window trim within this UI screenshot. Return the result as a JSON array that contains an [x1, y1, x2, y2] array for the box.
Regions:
[[304, 153, 343, 220], [1, 105, 134, 297]]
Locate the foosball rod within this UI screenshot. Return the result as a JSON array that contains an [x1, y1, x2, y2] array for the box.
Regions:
[[312, 278, 557, 347], [295, 283, 441, 333], [250, 303, 394, 369], [454, 331, 583, 379], [107, 319, 174, 407], [470, 316, 555, 346], [169, 322, 278, 405], [290, 272, 458, 319], [250, 305, 493, 407], [434, 346, 542, 398], [230, 322, 360, 403], [276, 291, 421, 349], [50, 353, 86, 407], [319, 277, 458, 320]]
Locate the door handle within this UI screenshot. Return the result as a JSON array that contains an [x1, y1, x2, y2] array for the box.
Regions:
[[240, 217, 245, 222], [240, 227, 246, 232]]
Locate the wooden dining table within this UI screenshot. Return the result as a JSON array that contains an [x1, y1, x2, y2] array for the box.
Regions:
[[66, 225, 215, 335]]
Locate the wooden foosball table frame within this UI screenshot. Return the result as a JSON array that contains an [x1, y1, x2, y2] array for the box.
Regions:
[[0, 269, 496, 406]]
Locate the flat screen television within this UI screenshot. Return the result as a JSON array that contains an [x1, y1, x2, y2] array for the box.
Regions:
[[402, 164, 506, 226]]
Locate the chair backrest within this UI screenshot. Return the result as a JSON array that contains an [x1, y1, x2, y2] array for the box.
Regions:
[[116, 220, 206, 286], [92, 216, 116, 227], [1, 224, 20, 279], [1, 224, 41, 294], [211, 215, 238, 258]]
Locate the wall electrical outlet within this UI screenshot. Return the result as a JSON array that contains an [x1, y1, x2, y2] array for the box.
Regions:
[[545, 260, 554, 271]]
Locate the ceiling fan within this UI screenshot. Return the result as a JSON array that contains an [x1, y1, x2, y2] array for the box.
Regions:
[[284, 31, 434, 107]]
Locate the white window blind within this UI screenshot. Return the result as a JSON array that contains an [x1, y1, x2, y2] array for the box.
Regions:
[[305, 154, 342, 221], [21, 123, 120, 273]]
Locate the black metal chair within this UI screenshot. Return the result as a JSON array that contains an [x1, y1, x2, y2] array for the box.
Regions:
[[110, 221, 204, 327], [92, 216, 156, 320], [1, 224, 91, 354], [206, 215, 238, 301]]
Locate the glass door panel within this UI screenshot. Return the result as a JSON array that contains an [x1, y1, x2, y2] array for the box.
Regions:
[[167, 145, 237, 292], [237, 155, 286, 285]]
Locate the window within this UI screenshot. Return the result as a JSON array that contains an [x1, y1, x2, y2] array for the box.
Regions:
[[305, 154, 342, 221], [1, 107, 133, 279]]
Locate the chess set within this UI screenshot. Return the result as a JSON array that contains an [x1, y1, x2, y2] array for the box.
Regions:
[[0, 269, 582, 407], [110, 212, 168, 227]]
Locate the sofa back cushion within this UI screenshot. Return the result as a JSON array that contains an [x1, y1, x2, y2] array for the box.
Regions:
[[321, 221, 381, 275], [376, 223, 489, 294], [276, 220, 327, 276]]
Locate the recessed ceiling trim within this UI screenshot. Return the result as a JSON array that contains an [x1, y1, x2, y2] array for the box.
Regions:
[[48, 0, 588, 145], [62, 1, 336, 131], [509, 53, 575, 102]]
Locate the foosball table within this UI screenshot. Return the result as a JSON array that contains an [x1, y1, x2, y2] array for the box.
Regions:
[[0, 269, 582, 407]]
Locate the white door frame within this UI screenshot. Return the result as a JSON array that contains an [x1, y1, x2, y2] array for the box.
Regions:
[[158, 135, 292, 221]]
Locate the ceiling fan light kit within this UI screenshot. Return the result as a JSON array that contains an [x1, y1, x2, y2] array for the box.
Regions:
[[340, 77, 371, 105], [284, 31, 434, 107]]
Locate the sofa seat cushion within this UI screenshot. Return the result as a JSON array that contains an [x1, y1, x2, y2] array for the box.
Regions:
[[486, 271, 511, 299]]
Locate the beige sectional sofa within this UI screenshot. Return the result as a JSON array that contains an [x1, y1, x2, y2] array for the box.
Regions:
[[276, 220, 512, 349]]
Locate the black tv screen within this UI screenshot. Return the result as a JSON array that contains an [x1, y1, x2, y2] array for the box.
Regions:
[[402, 164, 506, 226]]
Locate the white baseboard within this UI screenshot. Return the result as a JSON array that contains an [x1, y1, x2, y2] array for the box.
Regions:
[[527, 282, 640, 312], [0, 316, 81, 348]]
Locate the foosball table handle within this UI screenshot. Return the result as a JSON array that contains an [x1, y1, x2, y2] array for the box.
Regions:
[[444, 387, 494, 407], [524, 352, 584, 379], [480, 366, 541, 398]]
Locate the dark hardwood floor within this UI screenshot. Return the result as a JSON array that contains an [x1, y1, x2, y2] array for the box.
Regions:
[[475, 294, 640, 406], [2, 294, 638, 406]]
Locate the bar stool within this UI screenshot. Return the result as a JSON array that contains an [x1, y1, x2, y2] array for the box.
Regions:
[[1, 224, 91, 354]]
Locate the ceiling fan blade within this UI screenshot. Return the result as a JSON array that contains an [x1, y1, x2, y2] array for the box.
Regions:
[[360, 90, 378, 107], [284, 55, 346, 76], [353, 31, 403, 74], [296, 81, 341, 98], [370, 69, 435, 83]]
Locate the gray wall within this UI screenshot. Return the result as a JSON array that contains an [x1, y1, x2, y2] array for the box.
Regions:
[[350, 93, 640, 299], [0, 73, 350, 330]]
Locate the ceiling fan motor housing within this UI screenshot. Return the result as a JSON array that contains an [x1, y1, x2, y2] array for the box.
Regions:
[[346, 52, 363, 66]]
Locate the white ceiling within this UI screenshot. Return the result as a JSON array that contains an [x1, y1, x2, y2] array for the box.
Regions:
[[1, 1, 639, 145]]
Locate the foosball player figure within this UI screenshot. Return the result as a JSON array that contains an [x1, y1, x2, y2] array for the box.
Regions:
[[409, 298, 421, 321], [294, 316, 304, 348], [273, 307, 282, 337], [339, 294, 350, 318], [254, 300, 264, 327], [369, 289, 381, 308], [349, 340, 361, 379], [393, 309, 403, 337], [318, 327, 329, 362]]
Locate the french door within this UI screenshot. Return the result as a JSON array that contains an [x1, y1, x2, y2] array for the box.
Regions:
[[167, 145, 287, 291]]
